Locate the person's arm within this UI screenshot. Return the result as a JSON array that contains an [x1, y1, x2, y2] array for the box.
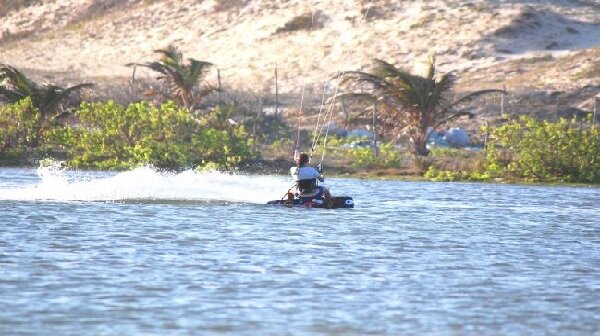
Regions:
[[313, 167, 324, 182], [290, 167, 299, 181]]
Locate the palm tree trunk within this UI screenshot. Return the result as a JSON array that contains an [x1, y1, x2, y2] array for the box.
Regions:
[[412, 129, 430, 156]]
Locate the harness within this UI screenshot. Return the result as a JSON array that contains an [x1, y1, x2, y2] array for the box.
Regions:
[[296, 178, 324, 205], [297, 178, 318, 194]]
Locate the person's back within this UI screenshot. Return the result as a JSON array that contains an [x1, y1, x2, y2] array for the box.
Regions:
[[291, 165, 322, 190], [287, 152, 333, 207]]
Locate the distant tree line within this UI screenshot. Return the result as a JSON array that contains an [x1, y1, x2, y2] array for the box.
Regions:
[[0, 46, 252, 170], [1, 45, 598, 183]]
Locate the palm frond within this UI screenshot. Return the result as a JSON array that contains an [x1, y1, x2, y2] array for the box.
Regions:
[[0, 64, 37, 100], [335, 70, 403, 98], [0, 86, 26, 102], [333, 92, 375, 101], [425, 56, 435, 81], [127, 62, 170, 76], [129, 46, 213, 108], [372, 59, 404, 79], [188, 59, 213, 80], [37, 83, 94, 118], [337, 57, 507, 156], [48, 83, 93, 109], [155, 45, 183, 68], [433, 110, 475, 128]]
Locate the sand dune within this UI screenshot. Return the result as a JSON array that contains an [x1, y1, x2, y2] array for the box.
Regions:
[[0, 0, 598, 101]]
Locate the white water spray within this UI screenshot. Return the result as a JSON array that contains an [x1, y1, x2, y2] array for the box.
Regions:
[[0, 164, 290, 203]]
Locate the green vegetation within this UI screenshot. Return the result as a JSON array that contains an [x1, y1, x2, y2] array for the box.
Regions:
[[336, 58, 504, 156], [46, 101, 252, 170], [128, 45, 214, 110], [484, 115, 599, 183], [0, 58, 598, 184], [321, 137, 402, 169], [0, 96, 252, 170], [422, 116, 600, 184], [0, 64, 93, 147], [0, 62, 251, 171], [346, 143, 402, 169], [0, 98, 45, 160], [0, 64, 93, 118]]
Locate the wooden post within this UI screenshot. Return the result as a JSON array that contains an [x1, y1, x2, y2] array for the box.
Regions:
[[129, 66, 137, 98], [501, 85, 506, 117], [483, 120, 489, 158], [275, 65, 279, 117], [372, 99, 378, 157], [217, 68, 222, 106], [594, 97, 598, 128], [253, 96, 263, 153]]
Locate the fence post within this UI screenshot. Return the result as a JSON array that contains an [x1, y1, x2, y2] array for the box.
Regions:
[[253, 96, 263, 153], [217, 68, 222, 106], [501, 85, 506, 117], [594, 97, 598, 128], [275, 65, 279, 117], [372, 99, 378, 157]]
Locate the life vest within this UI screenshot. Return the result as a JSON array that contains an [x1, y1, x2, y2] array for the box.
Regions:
[[298, 185, 325, 205]]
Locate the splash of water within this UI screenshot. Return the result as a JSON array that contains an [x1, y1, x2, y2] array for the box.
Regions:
[[0, 164, 290, 203]]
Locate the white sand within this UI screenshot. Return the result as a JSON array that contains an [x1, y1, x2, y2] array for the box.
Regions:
[[0, 0, 598, 94]]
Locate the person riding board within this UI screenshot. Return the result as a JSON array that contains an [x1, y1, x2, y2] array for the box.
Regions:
[[288, 152, 333, 207]]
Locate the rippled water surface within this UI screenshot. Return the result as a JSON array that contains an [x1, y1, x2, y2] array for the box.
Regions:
[[1, 167, 599, 335]]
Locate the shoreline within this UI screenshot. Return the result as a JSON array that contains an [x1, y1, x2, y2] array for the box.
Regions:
[[1, 159, 597, 188]]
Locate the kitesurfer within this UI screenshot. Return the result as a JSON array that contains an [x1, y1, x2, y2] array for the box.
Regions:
[[288, 152, 333, 207]]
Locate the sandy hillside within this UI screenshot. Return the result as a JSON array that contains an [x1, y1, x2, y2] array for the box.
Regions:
[[0, 0, 599, 114]]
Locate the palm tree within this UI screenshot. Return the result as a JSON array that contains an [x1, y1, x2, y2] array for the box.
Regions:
[[128, 45, 214, 110], [0, 64, 94, 146], [336, 58, 505, 156]]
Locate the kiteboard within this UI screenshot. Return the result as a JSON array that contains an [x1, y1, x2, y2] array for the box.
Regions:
[[267, 196, 354, 209]]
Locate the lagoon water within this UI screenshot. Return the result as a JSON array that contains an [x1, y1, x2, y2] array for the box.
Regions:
[[0, 166, 599, 335]]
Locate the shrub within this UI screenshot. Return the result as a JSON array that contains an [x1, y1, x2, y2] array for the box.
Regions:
[[424, 166, 491, 182], [47, 101, 253, 170], [484, 115, 600, 183], [0, 98, 43, 156], [347, 142, 402, 169]]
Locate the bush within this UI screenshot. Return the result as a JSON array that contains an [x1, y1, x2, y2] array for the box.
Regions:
[[0, 98, 44, 157], [47, 101, 253, 170], [484, 115, 600, 183], [347, 142, 402, 169], [424, 166, 462, 182], [424, 166, 491, 182]]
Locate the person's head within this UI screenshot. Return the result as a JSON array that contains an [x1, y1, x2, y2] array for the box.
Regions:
[[296, 152, 310, 166]]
